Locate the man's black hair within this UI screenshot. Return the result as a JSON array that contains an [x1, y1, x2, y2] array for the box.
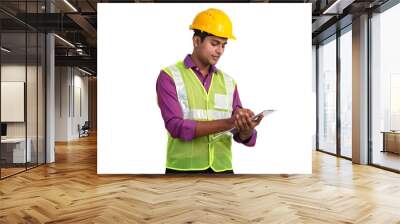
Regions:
[[193, 29, 212, 42]]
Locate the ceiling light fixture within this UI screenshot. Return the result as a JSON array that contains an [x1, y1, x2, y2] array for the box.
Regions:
[[63, 0, 78, 12], [78, 67, 93, 76], [1, 47, 11, 53], [54, 34, 75, 48], [322, 0, 354, 14]]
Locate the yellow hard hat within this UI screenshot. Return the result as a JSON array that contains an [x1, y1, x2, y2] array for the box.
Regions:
[[189, 8, 236, 40]]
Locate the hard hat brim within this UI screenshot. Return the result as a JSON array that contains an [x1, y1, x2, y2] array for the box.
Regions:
[[189, 26, 236, 40]]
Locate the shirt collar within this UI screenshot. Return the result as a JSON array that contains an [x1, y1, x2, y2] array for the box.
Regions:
[[183, 54, 217, 74]]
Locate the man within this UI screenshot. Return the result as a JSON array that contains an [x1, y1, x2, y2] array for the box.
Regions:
[[156, 8, 263, 174]]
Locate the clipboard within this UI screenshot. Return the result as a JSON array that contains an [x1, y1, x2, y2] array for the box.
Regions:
[[209, 109, 276, 143]]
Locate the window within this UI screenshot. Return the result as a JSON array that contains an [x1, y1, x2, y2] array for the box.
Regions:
[[318, 36, 337, 154], [371, 2, 400, 171], [339, 28, 352, 158]]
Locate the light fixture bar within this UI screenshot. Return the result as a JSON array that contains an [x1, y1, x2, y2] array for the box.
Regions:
[[323, 0, 355, 14], [63, 0, 78, 12], [1, 47, 11, 53], [78, 67, 93, 76], [54, 34, 75, 48]]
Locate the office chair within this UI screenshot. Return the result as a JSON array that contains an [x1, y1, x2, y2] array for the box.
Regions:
[[79, 121, 90, 138]]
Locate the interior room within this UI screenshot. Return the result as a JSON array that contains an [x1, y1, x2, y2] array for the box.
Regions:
[[0, 0, 399, 223]]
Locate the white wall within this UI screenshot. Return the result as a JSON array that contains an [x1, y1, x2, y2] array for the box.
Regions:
[[55, 66, 69, 141], [72, 72, 89, 136], [55, 66, 89, 141]]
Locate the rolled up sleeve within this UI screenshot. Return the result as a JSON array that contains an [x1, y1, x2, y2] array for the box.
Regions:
[[156, 70, 196, 141]]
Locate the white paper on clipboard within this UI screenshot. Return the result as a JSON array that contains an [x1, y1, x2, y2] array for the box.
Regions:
[[209, 109, 276, 144]]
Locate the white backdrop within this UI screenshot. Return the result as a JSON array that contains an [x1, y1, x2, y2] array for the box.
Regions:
[[98, 3, 312, 174]]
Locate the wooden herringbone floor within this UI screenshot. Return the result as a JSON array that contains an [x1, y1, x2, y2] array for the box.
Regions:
[[1, 134, 400, 224]]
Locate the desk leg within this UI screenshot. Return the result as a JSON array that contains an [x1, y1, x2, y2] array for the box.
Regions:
[[382, 133, 386, 153]]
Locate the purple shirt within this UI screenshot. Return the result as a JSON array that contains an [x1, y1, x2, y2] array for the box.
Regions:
[[156, 55, 257, 146]]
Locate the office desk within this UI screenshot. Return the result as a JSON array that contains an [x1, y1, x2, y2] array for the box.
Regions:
[[1, 138, 32, 164], [381, 131, 400, 154]]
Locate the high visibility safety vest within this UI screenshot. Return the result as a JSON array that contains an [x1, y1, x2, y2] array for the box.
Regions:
[[162, 61, 236, 172]]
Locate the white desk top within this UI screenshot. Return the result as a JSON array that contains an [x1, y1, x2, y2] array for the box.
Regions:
[[381, 131, 400, 134], [1, 138, 29, 143]]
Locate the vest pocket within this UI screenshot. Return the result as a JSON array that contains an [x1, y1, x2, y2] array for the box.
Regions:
[[214, 93, 229, 109]]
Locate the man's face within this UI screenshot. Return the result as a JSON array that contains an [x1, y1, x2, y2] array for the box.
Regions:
[[195, 35, 228, 66]]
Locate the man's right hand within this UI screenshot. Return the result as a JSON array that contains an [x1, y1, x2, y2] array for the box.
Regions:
[[193, 108, 261, 139], [231, 108, 263, 140]]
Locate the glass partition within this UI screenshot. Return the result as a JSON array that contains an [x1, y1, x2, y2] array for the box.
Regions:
[[1, 31, 28, 177], [0, 1, 46, 179]]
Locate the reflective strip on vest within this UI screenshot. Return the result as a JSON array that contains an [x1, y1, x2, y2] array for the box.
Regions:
[[209, 110, 231, 119], [168, 64, 234, 120], [222, 72, 234, 111], [167, 64, 190, 117], [187, 109, 231, 120]]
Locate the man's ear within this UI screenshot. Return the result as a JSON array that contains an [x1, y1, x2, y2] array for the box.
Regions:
[[193, 36, 201, 48]]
